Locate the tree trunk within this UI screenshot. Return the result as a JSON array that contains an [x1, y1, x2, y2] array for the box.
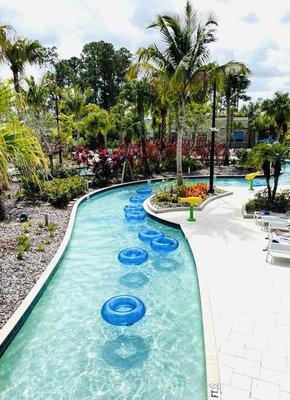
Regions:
[[0, 196, 6, 222], [49, 153, 54, 174], [177, 96, 185, 186], [224, 96, 231, 166], [59, 148, 63, 165], [11, 67, 20, 93], [160, 108, 167, 143], [263, 160, 272, 200], [272, 160, 282, 200]]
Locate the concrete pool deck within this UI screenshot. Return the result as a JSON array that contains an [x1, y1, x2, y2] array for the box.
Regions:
[[145, 186, 290, 400]]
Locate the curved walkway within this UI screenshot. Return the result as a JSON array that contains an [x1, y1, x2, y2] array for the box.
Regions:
[[147, 187, 290, 400]]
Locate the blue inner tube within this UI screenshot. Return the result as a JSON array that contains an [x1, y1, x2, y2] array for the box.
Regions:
[[138, 228, 164, 243], [130, 196, 144, 204], [124, 204, 144, 213], [118, 247, 148, 265], [137, 187, 152, 196], [101, 295, 146, 326], [125, 210, 146, 221], [150, 236, 179, 253]]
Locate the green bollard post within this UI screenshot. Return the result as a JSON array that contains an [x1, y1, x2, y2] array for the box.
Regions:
[[188, 204, 196, 222], [249, 179, 254, 191]]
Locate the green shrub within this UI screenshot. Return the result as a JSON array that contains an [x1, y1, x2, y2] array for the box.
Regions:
[[155, 191, 177, 202], [17, 233, 30, 252], [23, 221, 32, 233], [246, 189, 290, 213], [45, 237, 52, 245], [48, 222, 56, 236], [36, 242, 46, 252], [42, 176, 87, 207], [52, 165, 77, 179], [21, 177, 42, 201], [160, 157, 203, 172]]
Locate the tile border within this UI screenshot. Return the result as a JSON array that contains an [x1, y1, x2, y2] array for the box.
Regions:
[[143, 199, 221, 400]]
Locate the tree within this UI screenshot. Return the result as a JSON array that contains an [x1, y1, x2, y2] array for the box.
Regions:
[[119, 79, 153, 175], [0, 83, 47, 220], [244, 100, 262, 147], [262, 92, 290, 142], [55, 57, 84, 88], [51, 113, 74, 165], [80, 41, 132, 109], [23, 76, 50, 116], [186, 101, 210, 145], [0, 36, 46, 92], [77, 104, 110, 148], [60, 86, 91, 143], [252, 113, 277, 142], [245, 143, 289, 201], [221, 70, 251, 165], [135, 1, 218, 185]]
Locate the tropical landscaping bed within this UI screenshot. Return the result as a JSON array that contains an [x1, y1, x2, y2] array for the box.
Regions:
[[0, 199, 71, 328], [150, 181, 230, 211]]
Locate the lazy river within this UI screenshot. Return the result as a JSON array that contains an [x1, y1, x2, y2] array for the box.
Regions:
[[1, 165, 289, 400], [0, 184, 206, 400]]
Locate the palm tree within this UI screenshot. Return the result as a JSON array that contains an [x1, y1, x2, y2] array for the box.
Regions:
[[262, 92, 290, 142], [118, 79, 153, 176], [0, 83, 48, 220], [134, 1, 218, 185], [60, 86, 91, 143], [0, 36, 45, 92], [210, 65, 250, 165], [23, 76, 49, 116], [245, 143, 289, 200]]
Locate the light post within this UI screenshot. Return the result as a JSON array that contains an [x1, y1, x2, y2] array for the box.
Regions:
[[209, 127, 218, 194], [209, 80, 218, 194]]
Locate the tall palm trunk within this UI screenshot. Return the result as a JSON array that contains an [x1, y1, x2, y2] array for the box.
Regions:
[[272, 160, 281, 200], [11, 66, 20, 93], [160, 107, 167, 143], [262, 160, 272, 200], [137, 98, 150, 177], [177, 96, 185, 186], [224, 96, 231, 165]]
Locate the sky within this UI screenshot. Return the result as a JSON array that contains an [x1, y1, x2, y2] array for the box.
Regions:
[[1, 0, 290, 101]]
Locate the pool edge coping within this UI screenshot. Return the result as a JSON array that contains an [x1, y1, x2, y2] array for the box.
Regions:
[[143, 199, 221, 400], [0, 178, 220, 400]]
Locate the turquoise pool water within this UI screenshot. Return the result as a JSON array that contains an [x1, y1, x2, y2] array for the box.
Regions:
[[153, 162, 290, 189], [0, 185, 206, 400]]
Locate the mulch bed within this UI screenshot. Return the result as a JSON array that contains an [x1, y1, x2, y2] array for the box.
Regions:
[[0, 197, 71, 329]]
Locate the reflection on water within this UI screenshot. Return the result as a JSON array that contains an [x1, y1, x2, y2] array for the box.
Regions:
[[152, 257, 181, 272], [119, 272, 149, 289], [102, 335, 150, 370]]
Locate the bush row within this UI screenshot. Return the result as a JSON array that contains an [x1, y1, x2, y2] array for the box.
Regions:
[[246, 189, 290, 213], [21, 176, 87, 207]]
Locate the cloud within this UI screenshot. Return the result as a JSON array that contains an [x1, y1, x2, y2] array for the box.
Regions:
[[0, 0, 290, 100], [280, 10, 290, 24], [240, 12, 259, 24]]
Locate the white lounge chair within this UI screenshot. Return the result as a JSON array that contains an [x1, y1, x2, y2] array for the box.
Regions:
[[267, 221, 290, 238], [256, 210, 290, 226], [266, 241, 290, 263]]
